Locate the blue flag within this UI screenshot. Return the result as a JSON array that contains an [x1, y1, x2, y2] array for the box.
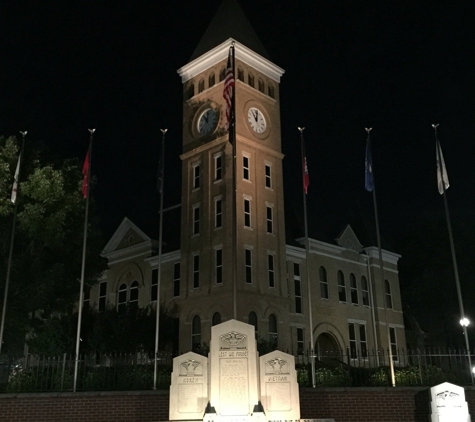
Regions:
[[365, 140, 374, 192]]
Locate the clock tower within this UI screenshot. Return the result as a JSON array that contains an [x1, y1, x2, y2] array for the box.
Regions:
[[176, 0, 289, 351]]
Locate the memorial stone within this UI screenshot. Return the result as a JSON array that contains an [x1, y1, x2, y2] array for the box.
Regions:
[[208, 319, 259, 419], [259, 350, 300, 421], [169, 351, 208, 421], [430, 382, 471, 422]]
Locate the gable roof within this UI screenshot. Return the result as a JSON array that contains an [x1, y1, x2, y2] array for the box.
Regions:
[[102, 217, 152, 257], [190, 0, 270, 61]]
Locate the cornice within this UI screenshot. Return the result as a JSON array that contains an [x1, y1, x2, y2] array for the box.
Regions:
[[178, 38, 285, 83]]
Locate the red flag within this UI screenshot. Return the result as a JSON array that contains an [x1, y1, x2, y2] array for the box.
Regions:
[[223, 47, 235, 134], [302, 150, 309, 195], [82, 151, 90, 198]]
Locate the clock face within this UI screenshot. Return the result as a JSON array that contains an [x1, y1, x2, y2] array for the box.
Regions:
[[247, 107, 267, 134], [197, 108, 218, 135]]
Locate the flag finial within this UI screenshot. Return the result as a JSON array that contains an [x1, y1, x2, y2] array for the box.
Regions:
[[365, 127, 372, 133], [160, 129, 168, 134], [298, 127, 305, 133], [20, 131, 27, 137]]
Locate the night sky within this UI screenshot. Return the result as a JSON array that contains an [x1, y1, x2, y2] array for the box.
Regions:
[[2, 1, 475, 328]]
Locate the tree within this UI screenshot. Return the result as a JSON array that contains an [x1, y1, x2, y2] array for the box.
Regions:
[[0, 135, 107, 354]]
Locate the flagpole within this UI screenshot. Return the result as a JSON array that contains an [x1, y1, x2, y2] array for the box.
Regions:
[[229, 42, 238, 320], [433, 124, 474, 385], [298, 127, 315, 388], [154, 128, 167, 390], [73, 128, 95, 392], [365, 128, 396, 387], [0, 131, 27, 354]]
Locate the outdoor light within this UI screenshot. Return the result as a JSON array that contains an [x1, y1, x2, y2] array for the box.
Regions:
[[472, 367, 475, 375], [460, 318, 470, 327]]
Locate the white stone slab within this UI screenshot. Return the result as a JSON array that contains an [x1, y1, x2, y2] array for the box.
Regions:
[[260, 351, 300, 420], [430, 382, 471, 422], [209, 319, 259, 417], [169, 351, 208, 421]]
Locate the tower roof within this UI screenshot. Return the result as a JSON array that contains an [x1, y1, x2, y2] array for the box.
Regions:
[[190, 0, 270, 61]]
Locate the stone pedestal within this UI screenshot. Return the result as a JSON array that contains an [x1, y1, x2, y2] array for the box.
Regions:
[[430, 382, 471, 422]]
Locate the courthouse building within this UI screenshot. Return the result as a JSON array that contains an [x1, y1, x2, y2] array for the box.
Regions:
[[89, 0, 405, 361]]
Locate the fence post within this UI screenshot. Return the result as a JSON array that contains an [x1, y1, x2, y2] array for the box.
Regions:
[[60, 353, 67, 391]]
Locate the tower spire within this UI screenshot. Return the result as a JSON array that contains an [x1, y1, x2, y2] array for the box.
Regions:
[[190, 0, 270, 61]]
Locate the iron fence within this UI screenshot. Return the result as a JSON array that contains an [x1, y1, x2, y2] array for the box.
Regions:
[[1, 348, 473, 393]]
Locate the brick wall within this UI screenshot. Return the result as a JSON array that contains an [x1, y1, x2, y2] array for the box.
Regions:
[[1, 387, 475, 422]]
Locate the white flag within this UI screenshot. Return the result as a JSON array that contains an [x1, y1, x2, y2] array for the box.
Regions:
[[11, 153, 21, 204], [436, 140, 449, 195]]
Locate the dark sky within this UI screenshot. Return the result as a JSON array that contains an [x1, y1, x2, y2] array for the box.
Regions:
[[1, 1, 474, 258]]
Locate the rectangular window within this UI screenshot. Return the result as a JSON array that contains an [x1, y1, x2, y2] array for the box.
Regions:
[[193, 254, 200, 289], [173, 263, 180, 297], [214, 153, 222, 181], [348, 321, 368, 359], [361, 276, 370, 306], [244, 198, 251, 228], [83, 287, 90, 309], [151, 268, 158, 301], [215, 197, 222, 228], [338, 272, 346, 302], [294, 263, 302, 314], [265, 164, 272, 188], [319, 267, 329, 300], [268, 254, 275, 288], [215, 248, 223, 284], [348, 322, 357, 359], [389, 327, 398, 361], [359, 324, 367, 358], [243, 155, 250, 180], [193, 204, 200, 235], [297, 328, 304, 355], [99, 281, 107, 312], [266, 206, 273, 234], [192, 163, 200, 189], [350, 274, 358, 304], [245, 248, 252, 283]]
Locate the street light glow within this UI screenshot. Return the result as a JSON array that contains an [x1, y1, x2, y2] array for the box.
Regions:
[[460, 318, 470, 327]]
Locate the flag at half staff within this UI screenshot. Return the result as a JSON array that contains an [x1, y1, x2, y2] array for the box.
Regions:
[[223, 46, 235, 135], [11, 153, 21, 204], [436, 139, 449, 194], [365, 139, 374, 192], [82, 151, 90, 198]]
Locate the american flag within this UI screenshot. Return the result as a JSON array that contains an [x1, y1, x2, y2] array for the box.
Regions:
[[223, 46, 235, 133]]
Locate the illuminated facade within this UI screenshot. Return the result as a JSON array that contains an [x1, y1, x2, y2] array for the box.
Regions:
[[93, 0, 405, 360]]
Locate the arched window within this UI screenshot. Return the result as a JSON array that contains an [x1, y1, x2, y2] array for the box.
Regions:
[[212, 312, 221, 326], [219, 67, 225, 81], [350, 273, 358, 304], [186, 83, 194, 100], [385, 279, 392, 309], [118, 283, 127, 313], [192, 315, 201, 352], [258, 79, 265, 93], [129, 280, 139, 309], [268, 314, 278, 348], [208, 72, 215, 88], [249, 312, 258, 339], [267, 84, 275, 98], [248, 73, 255, 88], [198, 79, 205, 93], [237, 67, 244, 81], [361, 276, 370, 306], [319, 266, 328, 299], [338, 271, 346, 302]]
